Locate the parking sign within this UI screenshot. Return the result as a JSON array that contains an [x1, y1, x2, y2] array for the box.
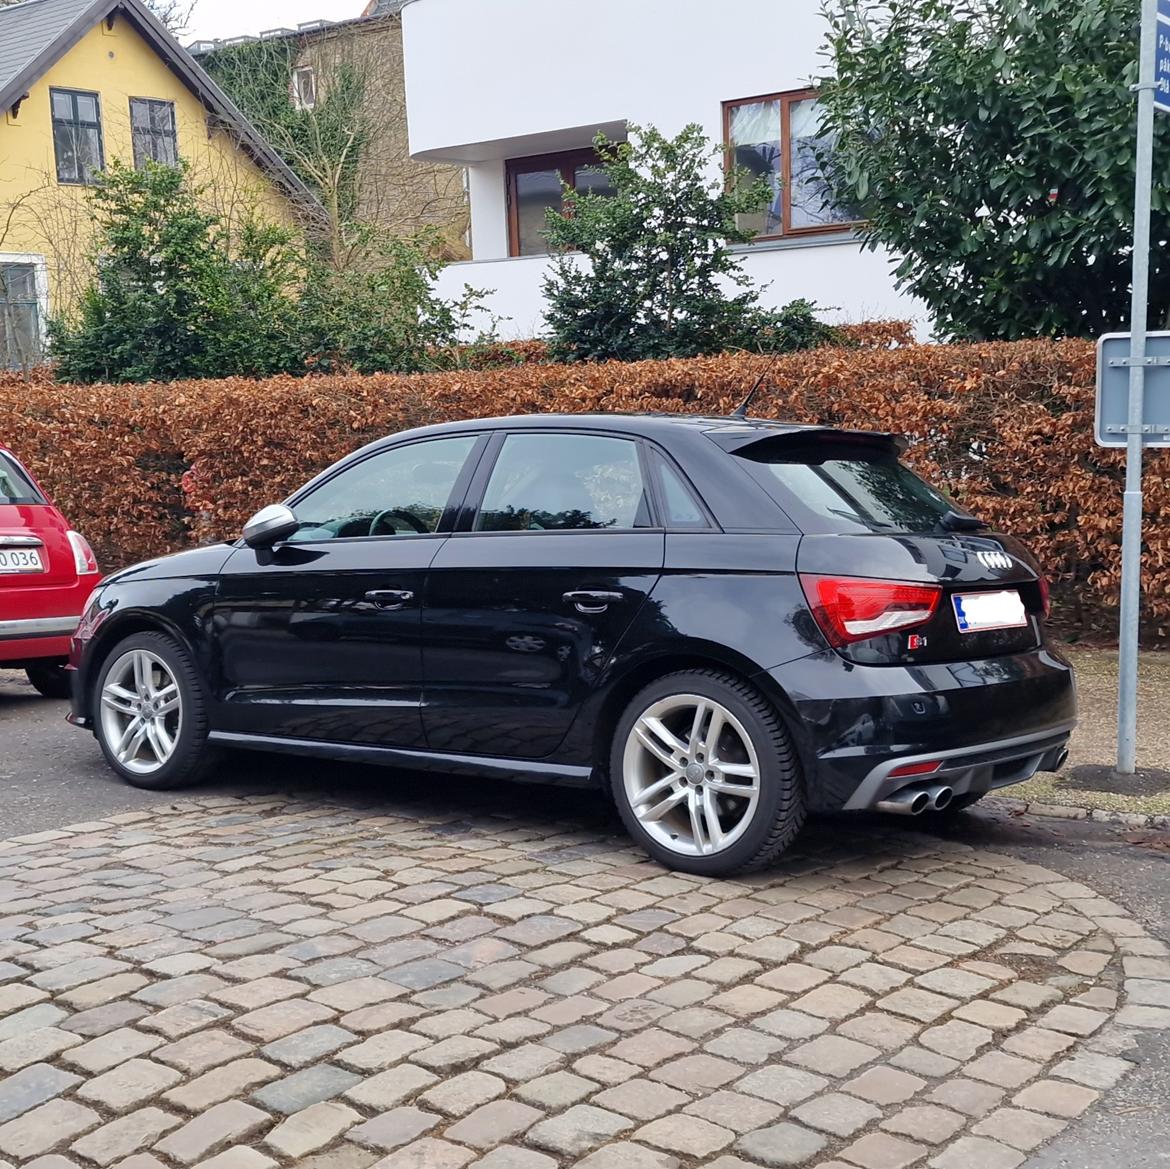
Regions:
[[1158, 0, 1170, 112]]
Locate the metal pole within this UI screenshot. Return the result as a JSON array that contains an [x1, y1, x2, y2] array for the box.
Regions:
[[1118, 0, 1158, 774]]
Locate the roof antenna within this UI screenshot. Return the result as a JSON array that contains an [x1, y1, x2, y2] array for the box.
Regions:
[[731, 352, 781, 420]]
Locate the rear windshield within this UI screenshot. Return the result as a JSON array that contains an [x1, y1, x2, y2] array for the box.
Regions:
[[739, 441, 963, 534], [0, 452, 44, 505]]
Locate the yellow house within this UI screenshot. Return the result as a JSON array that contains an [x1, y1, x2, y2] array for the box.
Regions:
[[0, 0, 316, 368]]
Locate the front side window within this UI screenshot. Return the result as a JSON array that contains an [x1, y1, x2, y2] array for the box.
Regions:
[[130, 99, 178, 168], [506, 149, 617, 257], [290, 435, 478, 542], [477, 433, 651, 532], [51, 88, 104, 184], [724, 89, 859, 240], [0, 263, 42, 370]]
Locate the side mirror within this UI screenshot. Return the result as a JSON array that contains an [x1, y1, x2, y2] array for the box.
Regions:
[[243, 503, 299, 549]]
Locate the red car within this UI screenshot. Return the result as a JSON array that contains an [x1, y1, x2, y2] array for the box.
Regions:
[[0, 445, 100, 697]]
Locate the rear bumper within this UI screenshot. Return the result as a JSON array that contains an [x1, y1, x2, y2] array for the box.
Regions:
[[771, 644, 1077, 812], [0, 617, 79, 666]]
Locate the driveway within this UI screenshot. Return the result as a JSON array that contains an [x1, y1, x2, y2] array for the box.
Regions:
[[2, 670, 1169, 1168]]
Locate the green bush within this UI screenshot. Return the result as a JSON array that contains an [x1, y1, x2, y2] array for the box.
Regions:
[[542, 124, 838, 362]]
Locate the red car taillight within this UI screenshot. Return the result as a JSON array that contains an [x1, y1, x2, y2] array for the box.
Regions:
[[1037, 575, 1051, 619], [800, 574, 942, 647], [67, 531, 99, 575]]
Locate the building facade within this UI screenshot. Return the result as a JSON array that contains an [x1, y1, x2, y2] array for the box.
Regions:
[[401, 0, 927, 340], [0, 0, 314, 369], [192, 8, 471, 264]]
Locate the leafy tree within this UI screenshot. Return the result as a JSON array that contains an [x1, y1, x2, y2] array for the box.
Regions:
[[542, 124, 836, 362], [299, 226, 489, 374], [51, 161, 301, 383], [817, 0, 1164, 340]]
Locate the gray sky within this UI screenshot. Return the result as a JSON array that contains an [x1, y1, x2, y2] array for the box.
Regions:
[[185, 0, 365, 42]]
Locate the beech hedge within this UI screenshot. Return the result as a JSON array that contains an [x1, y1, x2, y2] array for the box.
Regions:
[[2, 334, 1163, 637]]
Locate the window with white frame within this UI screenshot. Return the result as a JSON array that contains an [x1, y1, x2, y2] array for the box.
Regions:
[[724, 89, 861, 240], [0, 261, 45, 370], [292, 66, 317, 111]]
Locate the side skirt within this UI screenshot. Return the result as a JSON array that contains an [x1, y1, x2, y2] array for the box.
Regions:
[[207, 730, 598, 787]]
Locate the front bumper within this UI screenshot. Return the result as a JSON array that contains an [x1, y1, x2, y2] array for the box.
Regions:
[[773, 644, 1077, 812]]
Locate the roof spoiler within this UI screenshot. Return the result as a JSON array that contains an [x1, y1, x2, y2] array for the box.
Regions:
[[703, 425, 910, 457]]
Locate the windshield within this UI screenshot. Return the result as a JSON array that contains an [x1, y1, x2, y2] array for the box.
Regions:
[[0, 452, 44, 505], [740, 442, 965, 534]]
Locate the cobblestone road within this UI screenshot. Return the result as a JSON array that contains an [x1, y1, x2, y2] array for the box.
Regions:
[[1, 788, 1168, 1169]]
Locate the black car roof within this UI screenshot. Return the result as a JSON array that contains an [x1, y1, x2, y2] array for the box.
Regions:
[[377, 413, 906, 453]]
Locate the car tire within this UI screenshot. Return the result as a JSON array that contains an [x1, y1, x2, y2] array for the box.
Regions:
[[93, 630, 217, 791], [610, 669, 805, 876], [25, 663, 71, 700]]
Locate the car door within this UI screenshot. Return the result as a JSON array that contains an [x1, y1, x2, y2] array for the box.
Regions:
[[422, 429, 665, 759], [211, 432, 484, 747]]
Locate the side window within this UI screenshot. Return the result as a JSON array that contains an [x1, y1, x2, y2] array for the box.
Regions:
[[290, 435, 478, 542], [477, 433, 652, 532], [650, 451, 708, 529]]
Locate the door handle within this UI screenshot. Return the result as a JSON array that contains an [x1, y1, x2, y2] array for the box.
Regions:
[[563, 589, 624, 615], [365, 589, 415, 609]]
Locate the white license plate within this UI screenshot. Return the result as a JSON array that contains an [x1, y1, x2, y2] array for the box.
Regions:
[[952, 589, 1028, 633], [0, 547, 44, 574]]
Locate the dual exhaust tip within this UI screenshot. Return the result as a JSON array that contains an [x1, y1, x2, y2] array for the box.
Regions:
[[876, 783, 954, 816]]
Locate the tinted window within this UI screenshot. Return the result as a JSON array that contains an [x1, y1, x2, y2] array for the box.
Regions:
[[0, 453, 43, 505], [290, 435, 477, 541], [477, 434, 651, 532], [742, 442, 960, 534], [651, 451, 707, 528]]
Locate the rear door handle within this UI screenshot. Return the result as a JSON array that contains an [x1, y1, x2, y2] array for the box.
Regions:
[[365, 589, 415, 609], [563, 589, 624, 614]]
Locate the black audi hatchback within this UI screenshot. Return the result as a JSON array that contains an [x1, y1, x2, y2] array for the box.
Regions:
[[69, 414, 1075, 875]]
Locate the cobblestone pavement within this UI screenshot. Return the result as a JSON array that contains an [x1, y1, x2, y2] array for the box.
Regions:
[[1, 791, 1168, 1169]]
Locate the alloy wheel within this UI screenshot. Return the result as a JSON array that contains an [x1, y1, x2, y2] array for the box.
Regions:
[[99, 649, 182, 776], [622, 693, 761, 857]]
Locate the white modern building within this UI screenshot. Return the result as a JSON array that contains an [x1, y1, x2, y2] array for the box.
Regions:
[[401, 0, 927, 340]]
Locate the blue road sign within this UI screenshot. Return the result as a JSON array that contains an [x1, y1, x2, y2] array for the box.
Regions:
[[1158, 0, 1170, 112]]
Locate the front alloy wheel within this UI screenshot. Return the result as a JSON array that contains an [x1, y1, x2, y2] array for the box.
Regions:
[[93, 630, 215, 790], [99, 648, 182, 775], [611, 669, 805, 876]]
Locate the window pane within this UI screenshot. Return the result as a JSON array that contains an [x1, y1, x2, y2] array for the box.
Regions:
[[477, 434, 649, 532], [729, 99, 782, 237], [79, 126, 102, 179], [55, 124, 80, 182], [51, 90, 73, 120], [515, 169, 562, 256], [574, 164, 615, 199], [131, 99, 151, 128], [0, 263, 36, 300], [788, 97, 858, 229], [654, 454, 706, 528], [0, 453, 42, 504], [75, 93, 98, 122], [290, 435, 477, 541]]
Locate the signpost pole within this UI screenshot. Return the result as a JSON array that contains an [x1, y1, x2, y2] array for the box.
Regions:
[[1118, 0, 1160, 774]]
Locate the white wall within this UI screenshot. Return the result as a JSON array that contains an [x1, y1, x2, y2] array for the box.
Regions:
[[404, 0, 929, 339]]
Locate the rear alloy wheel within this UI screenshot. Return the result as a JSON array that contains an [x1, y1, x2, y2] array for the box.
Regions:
[[25, 663, 71, 700], [611, 670, 805, 876], [94, 631, 215, 790]]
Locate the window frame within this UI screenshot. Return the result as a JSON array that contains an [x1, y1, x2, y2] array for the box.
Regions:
[[280, 432, 490, 546], [50, 87, 105, 185], [129, 97, 179, 169], [0, 254, 48, 370], [505, 147, 607, 258], [292, 66, 317, 111], [722, 87, 862, 243]]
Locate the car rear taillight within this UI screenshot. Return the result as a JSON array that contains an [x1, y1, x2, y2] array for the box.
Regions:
[[67, 531, 99, 575], [800, 574, 941, 647], [1038, 575, 1051, 619]]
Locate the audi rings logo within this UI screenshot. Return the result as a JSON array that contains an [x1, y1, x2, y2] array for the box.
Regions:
[[976, 550, 1013, 570]]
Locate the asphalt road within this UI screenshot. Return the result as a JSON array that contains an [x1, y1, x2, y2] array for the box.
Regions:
[[3, 667, 1169, 1162]]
